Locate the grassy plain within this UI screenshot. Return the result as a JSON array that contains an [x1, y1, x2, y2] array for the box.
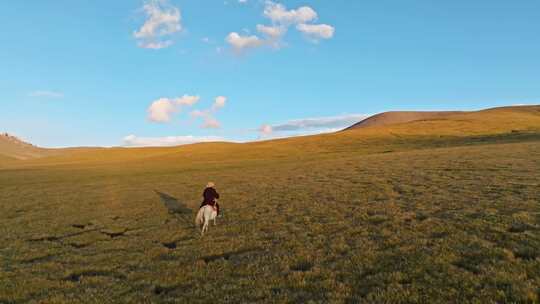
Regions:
[[0, 106, 539, 303]]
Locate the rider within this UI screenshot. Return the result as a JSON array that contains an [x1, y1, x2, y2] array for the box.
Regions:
[[200, 182, 220, 216]]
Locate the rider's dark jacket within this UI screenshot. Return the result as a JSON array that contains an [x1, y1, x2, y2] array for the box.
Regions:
[[201, 187, 220, 206]]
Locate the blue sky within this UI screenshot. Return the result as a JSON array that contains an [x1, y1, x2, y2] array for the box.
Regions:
[[1, 0, 539, 147]]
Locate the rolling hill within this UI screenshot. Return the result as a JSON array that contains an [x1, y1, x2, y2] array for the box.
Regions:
[[0, 133, 53, 160], [345, 110, 463, 130], [1, 105, 538, 165], [2, 105, 539, 167], [345, 105, 540, 131]]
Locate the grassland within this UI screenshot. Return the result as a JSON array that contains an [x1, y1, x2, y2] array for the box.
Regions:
[[0, 106, 539, 303]]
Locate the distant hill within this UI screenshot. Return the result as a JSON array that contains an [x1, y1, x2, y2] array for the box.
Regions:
[[345, 111, 463, 130], [0, 133, 52, 160], [345, 105, 540, 131], [1, 105, 539, 164]]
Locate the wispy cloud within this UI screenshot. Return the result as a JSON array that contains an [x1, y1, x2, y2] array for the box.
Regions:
[[190, 96, 228, 129], [263, 1, 317, 25], [258, 114, 368, 137], [226, 32, 265, 52], [123, 134, 227, 147], [123, 135, 227, 147], [256, 24, 287, 48], [28, 90, 64, 98], [296, 23, 335, 41], [258, 124, 274, 135], [511, 102, 539, 106], [134, 0, 182, 49], [212, 96, 227, 110], [272, 114, 368, 131]]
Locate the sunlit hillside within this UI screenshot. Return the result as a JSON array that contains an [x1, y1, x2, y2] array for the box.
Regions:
[[0, 133, 53, 160], [2, 105, 539, 167]]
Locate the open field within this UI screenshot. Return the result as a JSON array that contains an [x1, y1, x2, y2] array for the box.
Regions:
[[1, 106, 540, 303]]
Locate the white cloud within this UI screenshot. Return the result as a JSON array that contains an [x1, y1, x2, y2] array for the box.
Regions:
[[256, 24, 287, 48], [257, 128, 344, 140], [226, 1, 334, 53], [123, 134, 226, 147], [226, 26, 288, 52], [297, 23, 335, 41], [212, 96, 227, 110], [256, 24, 286, 39], [147, 95, 200, 123], [272, 114, 368, 131], [175, 95, 200, 106], [238, 0, 248, 3], [226, 32, 265, 52], [141, 40, 174, 50], [134, 0, 182, 49], [258, 114, 369, 136], [147, 98, 177, 123], [259, 124, 273, 135], [263, 1, 317, 25], [511, 103, 538, 106], [28, 90, 64, 98]]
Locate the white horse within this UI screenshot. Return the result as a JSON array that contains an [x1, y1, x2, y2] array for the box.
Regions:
[[195, 205, 217, 236]]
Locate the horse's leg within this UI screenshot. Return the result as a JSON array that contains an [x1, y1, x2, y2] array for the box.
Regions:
[[201, 221, 206, 236], [200, 221, 204, 236], [213, 214, 217, 226], [201, 216, 207, 236]]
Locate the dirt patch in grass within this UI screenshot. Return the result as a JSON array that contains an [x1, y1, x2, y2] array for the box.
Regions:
[[200, 247, 263, 264], [63, 269, 126, 282], [290, 260, 314, 272]]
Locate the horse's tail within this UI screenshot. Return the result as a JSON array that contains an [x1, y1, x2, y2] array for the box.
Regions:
[[195, 207, 205, 226]]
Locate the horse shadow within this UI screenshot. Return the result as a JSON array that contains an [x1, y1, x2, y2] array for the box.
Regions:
[[154, 190, 193, 215]]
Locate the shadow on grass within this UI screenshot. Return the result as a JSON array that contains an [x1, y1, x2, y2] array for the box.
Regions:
[[154, 190, 195, 228], [154, 190, 192, 215]]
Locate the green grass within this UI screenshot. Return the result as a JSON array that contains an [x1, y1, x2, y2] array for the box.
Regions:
[[1, 106, 540, 303]]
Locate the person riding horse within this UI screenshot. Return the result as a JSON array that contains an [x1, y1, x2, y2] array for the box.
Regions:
[[200, 182, 220, 216]]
